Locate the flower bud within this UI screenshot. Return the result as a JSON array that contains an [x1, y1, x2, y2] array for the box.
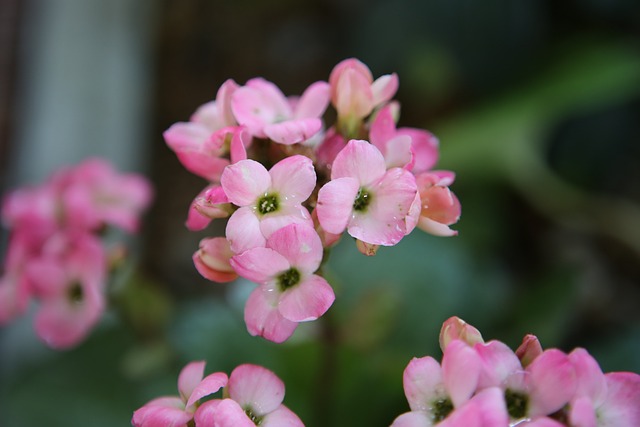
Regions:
[[439, 316, 484, 351], [515, 334, 543, 367]]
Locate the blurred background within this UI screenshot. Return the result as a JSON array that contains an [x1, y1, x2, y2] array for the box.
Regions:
[[1, 0, 639, 426]]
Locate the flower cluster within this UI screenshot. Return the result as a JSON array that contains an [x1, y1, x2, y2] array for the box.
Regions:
[[0, 158, 153, 348], [166, 58, 461, 343], [132, 361, 303, 427], [391, 316, 640, 427]]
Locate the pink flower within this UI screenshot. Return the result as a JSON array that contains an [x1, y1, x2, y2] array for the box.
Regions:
[[231, 78, 330, 145], [221, 155, 315, 254], [193, 237, 237, 283], [164, 79, 241, 182], [62, 158, 153, 233], [25, 232, 106, 349], [329, 58, 398, 137], [414, 171, 461, 237], [230, 223, 335, 343], [568, 348, 640, 427], [369, 105, 415, 169], [316, 139, 418, 246], [132, 360, 228, 427], [0, 232, 35, 323], [474, 341, 577, 423], [194, 364, 303, 427], [391, 340, 489, 426]]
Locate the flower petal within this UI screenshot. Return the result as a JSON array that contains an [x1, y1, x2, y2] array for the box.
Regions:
[[210, 398, 256, 427], [244, 286, 298, 343], [230, 247, 289, 284], [132, 397, 192, 427], [221, 159, 271, 207], [269, 155, 316, 202], [331, 139, 386, 184], [178, 361, 206, 403], [266, 223, 323, 274], [294, 81, 330, 119], [390, 411, 433, 427], [597, 372, 640, 427], [474, 340, 522, 389], [528, 349, 577, 418], [442, 340, 481, 408], [225, 207, 266, 254], [403, 356, 444, 412], [259, 204, 313, 240], [261, 405, 304, 427], [316, 177, 359, 234], [186, 372, 228, 411], [193, 399, 222, 427], [228, 364, 285, 416], [264, 118, 322, 145], [278, 275, 335, 322]]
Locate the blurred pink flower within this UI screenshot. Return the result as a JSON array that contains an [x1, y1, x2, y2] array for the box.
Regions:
[[132, 360, 228, 427], [194, 364, 303, 427], [25, 233, 106, 349]]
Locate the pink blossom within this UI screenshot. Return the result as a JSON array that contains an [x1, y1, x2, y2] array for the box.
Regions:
[[194, 364, 303, 427], [193, 237, 237, 283], [231, 78, 330, 145], [25, 232, 106, 349], [62, 158, 153, 233], [230, 223, 335, 343], [474, 341, 577, 423], [132, 360, 228, 427], [164, 79, 241, 182], [221, 155, 315, 254], [568, 348, 640, 427], [316, 139, 418, 246], [0, 232, 34, 323], [329, 58, 398, 137], [369, 105, 415, 169], [414, 171, 461, 237], [391, 340, 491, 426]]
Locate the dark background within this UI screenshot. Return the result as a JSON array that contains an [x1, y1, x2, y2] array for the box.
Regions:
[[1, 0, 639, 426]]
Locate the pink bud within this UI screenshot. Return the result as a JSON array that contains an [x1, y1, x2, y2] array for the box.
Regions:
[[439, 316, 484, 351], [193, 237, 238, 283], [516, 334, 544, 367]]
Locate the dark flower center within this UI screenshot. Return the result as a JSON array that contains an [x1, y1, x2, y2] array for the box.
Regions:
[[505, 389, 529, 420], [431, 397, 454, 422], [67, 282, 84, 304], [278, 268, 301, 291], [353, 187, 371, 212], [257, 193, 279, 215], [245, 408, 263, 425]]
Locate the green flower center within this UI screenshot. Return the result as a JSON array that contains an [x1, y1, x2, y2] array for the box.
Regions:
[[431, 397, 454, 422], [67, 282, 84, 304], [353, 187, 371, 212], [277, 268, 301, 291], [257, 193, 279, 215], [505, 389, 529, 420], [245, 408, 263, 425]]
